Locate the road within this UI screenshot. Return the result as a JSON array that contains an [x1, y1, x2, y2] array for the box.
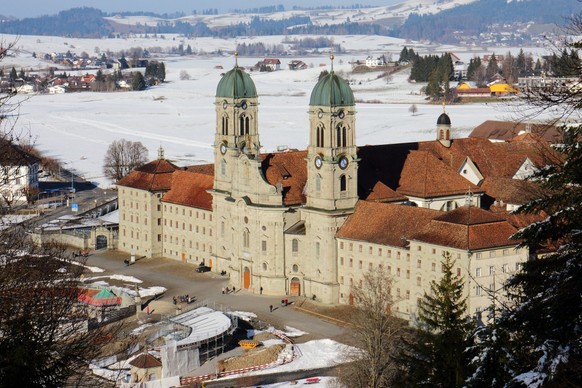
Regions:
[[85, 249, 348, 343]]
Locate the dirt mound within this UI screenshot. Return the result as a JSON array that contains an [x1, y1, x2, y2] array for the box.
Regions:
[[219, 344, 285, 372]]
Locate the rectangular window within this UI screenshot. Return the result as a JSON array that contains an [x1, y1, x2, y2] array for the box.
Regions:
[[368, 247, 373, 254], [387, 250, 392, 258], [490, 250, 496, 258], [340, 241, 344, 249], [349, 243, 353, 251], [406, 270, 410, 279], [432, 248, 436, 254], [457, 268, 461, 276], [489, 266, 495, 275], [503, 249, 509, 256], [432, 263, 436, 272], [476, 267, 481, 277], [476, 252, 482, 259], [502, 264, 509, 273], [476, 286, 481, 296], [368, 262, 373, 271], [397, 252, 401, 260], [416, 276, 421, 286], [340, 276, 344, 285], [349, 258, 353, 267], [359, 260, 363, 269], [417, 259, 422, 268], [262, 240, 267, 252], [418, 246, 422, 251], [378, 248, 382, 256], [397, 268, 401, 277], [340, 257, 344, 266], [358, 245, 362, 253], [406, 290, 410, 299]]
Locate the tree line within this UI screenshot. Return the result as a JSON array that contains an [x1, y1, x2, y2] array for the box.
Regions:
[[403, 45, 582, 101]]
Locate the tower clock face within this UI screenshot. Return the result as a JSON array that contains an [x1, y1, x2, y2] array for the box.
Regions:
[[338, 110, 345, 119], [339, 156, 349, 169], [318, 111, 324, 119], [220, 143, 227, 155], [240, 101, 247, 110], [314, 155, 323, 169], [223, 101, 228, 109]]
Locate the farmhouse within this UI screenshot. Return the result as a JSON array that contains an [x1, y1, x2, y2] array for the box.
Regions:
[[118, 59, 550, 321]]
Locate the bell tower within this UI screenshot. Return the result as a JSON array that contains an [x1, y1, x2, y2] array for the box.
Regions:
[[437, 103, 452, 148], [214, 53, 260, 191], [306, 55, 358, 211]]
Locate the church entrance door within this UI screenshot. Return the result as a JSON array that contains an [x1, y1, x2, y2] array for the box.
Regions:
[[243, 267, 251, 289], [290, 277, 301, 296]]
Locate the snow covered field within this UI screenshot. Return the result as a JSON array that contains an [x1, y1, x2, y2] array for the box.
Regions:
[[3, 34, 551, 188]]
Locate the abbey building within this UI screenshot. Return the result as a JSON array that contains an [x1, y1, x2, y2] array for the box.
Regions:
[[118, 61, 548, 321]]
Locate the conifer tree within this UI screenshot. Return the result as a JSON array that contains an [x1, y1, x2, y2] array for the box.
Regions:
[[475, 12, 582, 387], [131, 71, 146, 91], [401, 253, 474, 387]]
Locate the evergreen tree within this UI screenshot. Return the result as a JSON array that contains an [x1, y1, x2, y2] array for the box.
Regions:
[[131, 71, 146, 91], [485, 53, 499, 80], [401, 253, 475, 387], [466, 306, 514, 387], [475, 13, 582, 387], [9, 67, 17, 81]]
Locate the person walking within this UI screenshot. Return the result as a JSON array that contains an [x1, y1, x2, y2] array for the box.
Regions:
[[269, 304, 273, 312]]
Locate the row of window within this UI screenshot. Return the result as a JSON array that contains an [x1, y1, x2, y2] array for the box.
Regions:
[[315, 123, 350, 148], [475, 263, 521, 277]]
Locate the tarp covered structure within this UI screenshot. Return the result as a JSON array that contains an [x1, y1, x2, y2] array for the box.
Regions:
[[78, 288, 121, 306]]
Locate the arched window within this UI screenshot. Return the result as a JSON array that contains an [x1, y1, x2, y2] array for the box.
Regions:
[[221, 159, 226, 175], [315, 174, 321, 192], [292, 264, 299, 272], [239, 115, 245, 136], [222, 115, 229, 135], [340, 175, 347, 192], [336, 124, 347, 147], [316, 124, 325, 147], [262, 262, 268, 271], [292, 239, 299, 255], [243, 228, 250, 249], [239, 114, 250, 136]]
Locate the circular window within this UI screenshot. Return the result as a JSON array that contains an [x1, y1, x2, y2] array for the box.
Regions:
[[262, 225, 266, 231], [244, 216, 248, 224]]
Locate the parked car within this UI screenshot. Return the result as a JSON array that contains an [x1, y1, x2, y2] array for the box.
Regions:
[[195, 265, 211, 273]]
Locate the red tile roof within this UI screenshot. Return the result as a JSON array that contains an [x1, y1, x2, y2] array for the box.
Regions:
[[117, 159, 178, 191], [480, 177, 544, 205], [337, 201, 442, 247], [261, 151, 308, 206], [470, 120, 564, 144], [162, 170, 213, 210], [412, 206, 521, 250], [397, 150, 481, 198]]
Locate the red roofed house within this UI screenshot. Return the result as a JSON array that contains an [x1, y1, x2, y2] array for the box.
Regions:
[[117, 64, 551, 321]]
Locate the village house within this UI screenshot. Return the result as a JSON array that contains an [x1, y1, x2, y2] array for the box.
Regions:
[[0, 140, 40, 207], [118, 59, 551, 321]]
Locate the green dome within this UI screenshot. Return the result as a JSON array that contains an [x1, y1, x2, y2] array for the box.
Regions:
[[309, 72, 355, 107], [216, 66, 257, 99]]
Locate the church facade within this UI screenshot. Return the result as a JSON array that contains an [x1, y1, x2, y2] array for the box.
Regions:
[[118, 61, 546, 321]]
